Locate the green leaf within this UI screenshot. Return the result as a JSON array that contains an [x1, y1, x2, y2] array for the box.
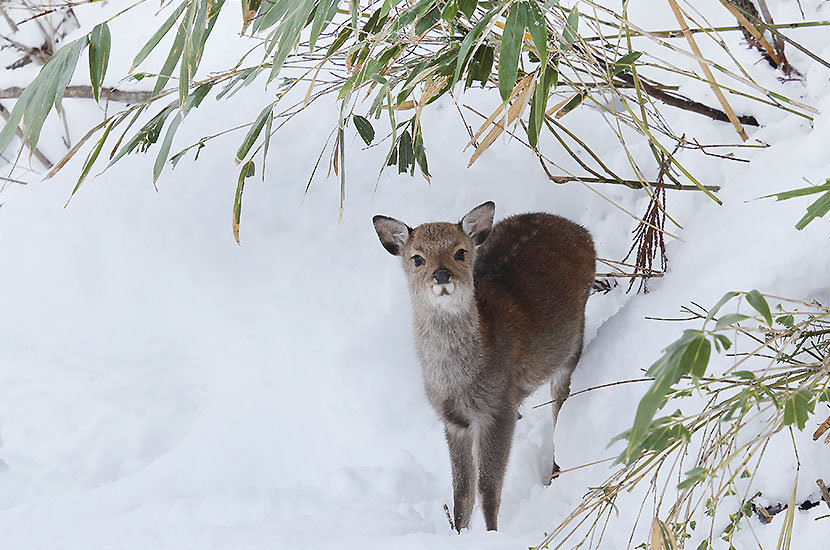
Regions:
[[71, 119, 116, 199], [678, 467, 709, 490], [760, 180, 830, 201], [452, 3, 501, 87], [622, 331, 702, 463], [795, 189, 830, 230], [610, 50, 642, 76], [131, 0, 188, 70], [498, 2, 525, 102], [562, 5, 579, 47], [441, 0, 458, 22], [705, 291, 739, 324], [776, 314, 795, 328], [681, 334, 711, 379], [745, 290, 772, 326], [733, 370, 755, 380], [153, 17, 187, 95], [88, 23, 111, 102], [309, 0, 340, 49], [415, 6, 441, 35], [413, 127, 429, 178], [242, 0, 264, 32], [782, 389, 814, 430], [236, 104, 274, 163], [153, 83, 212, 182], [108, 103, 177, 166], [458, 0, 477, 19], [353, 114, 375, 145], [713, 333, 732, 352], [555, 90, 585, 117], [715, 313, 751, 330], [465, 44, 494, 88], [233, 160, 256, 244], [398, 129, 413, 174], [261, 108, 273, 180], [0, 37, 87, 154], [525, 1, 547, 67], [527, 61, 557, 148]]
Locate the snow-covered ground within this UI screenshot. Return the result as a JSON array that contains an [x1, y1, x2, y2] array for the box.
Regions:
[[1, 1, 828, 548]]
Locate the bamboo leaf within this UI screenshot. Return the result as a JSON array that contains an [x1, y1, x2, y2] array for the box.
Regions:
[[782, 390, 814, 430], [681, 334, 711, 379], [441, 0, 458, 23], [233, 160, 256, 244], [499, 3, 525, 102], [353, 114, 375, 145], [554, 90, 585, 118], [398, 129, 413, 174], [413, 126, 429, 181], [70, 119, 115, 199], [621, 330, 703, 464], [562, 5, 579, 46], [704, 291, 740, 323], [714, 313, 751, 330], [525, 1, 547, 67], [88, 23, 111, 103], [452, 3, 502, 87], [261, 108, 273, 180], [528, 61, 557, 148], [241, 0, 263, 32], [236, 104, 274, 163], [153, 114, 183, 182], [746, 290, 772, 326], [153, 83, 212, 181], [108, 103, 178, 167], [795, 190, 830, 230], [0, 37, 86, 153], [762, 180, 830, 201], [153, 18, 187, 95], [309, 0, 339, 49], [458, 0, 477, 19], [131, 0, 188, 71]]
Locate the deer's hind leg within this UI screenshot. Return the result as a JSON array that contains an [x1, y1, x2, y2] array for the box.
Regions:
[[548, 367, 573, 481]]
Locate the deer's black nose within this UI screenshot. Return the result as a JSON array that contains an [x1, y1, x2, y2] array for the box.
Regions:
[[433, 268, 451, 284]]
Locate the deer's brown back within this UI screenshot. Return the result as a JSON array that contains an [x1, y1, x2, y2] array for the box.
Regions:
[[473, 213, 596, 396]]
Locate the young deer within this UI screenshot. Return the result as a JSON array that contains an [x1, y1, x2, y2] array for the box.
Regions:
[[373, 201, 595, 532]]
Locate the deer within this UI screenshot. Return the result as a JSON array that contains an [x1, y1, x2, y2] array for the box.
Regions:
[[372, 201, 596, 532]]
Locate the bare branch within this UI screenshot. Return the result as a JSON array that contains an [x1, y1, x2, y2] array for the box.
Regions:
[[0, 85, 153, 103]]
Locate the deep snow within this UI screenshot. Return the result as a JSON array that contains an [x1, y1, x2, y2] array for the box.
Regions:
[[1, 1, 829, 549]]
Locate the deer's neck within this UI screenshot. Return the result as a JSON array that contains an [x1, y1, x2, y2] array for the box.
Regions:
[[412, 301, 486, 400]]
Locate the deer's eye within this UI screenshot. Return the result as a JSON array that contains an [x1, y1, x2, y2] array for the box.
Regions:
[[454, 249, 466, 262], [412, 255, 425, 267]]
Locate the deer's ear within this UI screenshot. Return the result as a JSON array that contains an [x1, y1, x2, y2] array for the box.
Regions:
[[372, 215, 412, 256], [460, 201, 495, 246]]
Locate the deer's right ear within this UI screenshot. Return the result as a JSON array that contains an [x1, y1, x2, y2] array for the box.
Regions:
[[372, 215, 412, 256], [461, 201, 495, 246]]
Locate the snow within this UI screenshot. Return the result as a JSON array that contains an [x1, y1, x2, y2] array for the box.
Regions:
[[1, 1, 829, 549]]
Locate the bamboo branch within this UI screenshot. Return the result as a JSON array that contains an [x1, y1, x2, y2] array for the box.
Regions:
[[667, 0, 748, 141], [613, 73, 759, 127], [0, 86, 153, 103]]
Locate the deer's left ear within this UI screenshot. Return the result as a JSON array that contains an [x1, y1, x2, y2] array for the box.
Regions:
[[460, 201, 495, 246], [373, 215, 412, 256]]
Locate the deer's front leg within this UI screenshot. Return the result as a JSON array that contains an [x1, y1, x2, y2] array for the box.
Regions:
[[445, 425, 475, 532], [477, 409, 517, 531]]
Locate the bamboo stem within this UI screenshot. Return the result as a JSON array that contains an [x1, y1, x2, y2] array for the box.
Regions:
[[667, 0, 747, 141]]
